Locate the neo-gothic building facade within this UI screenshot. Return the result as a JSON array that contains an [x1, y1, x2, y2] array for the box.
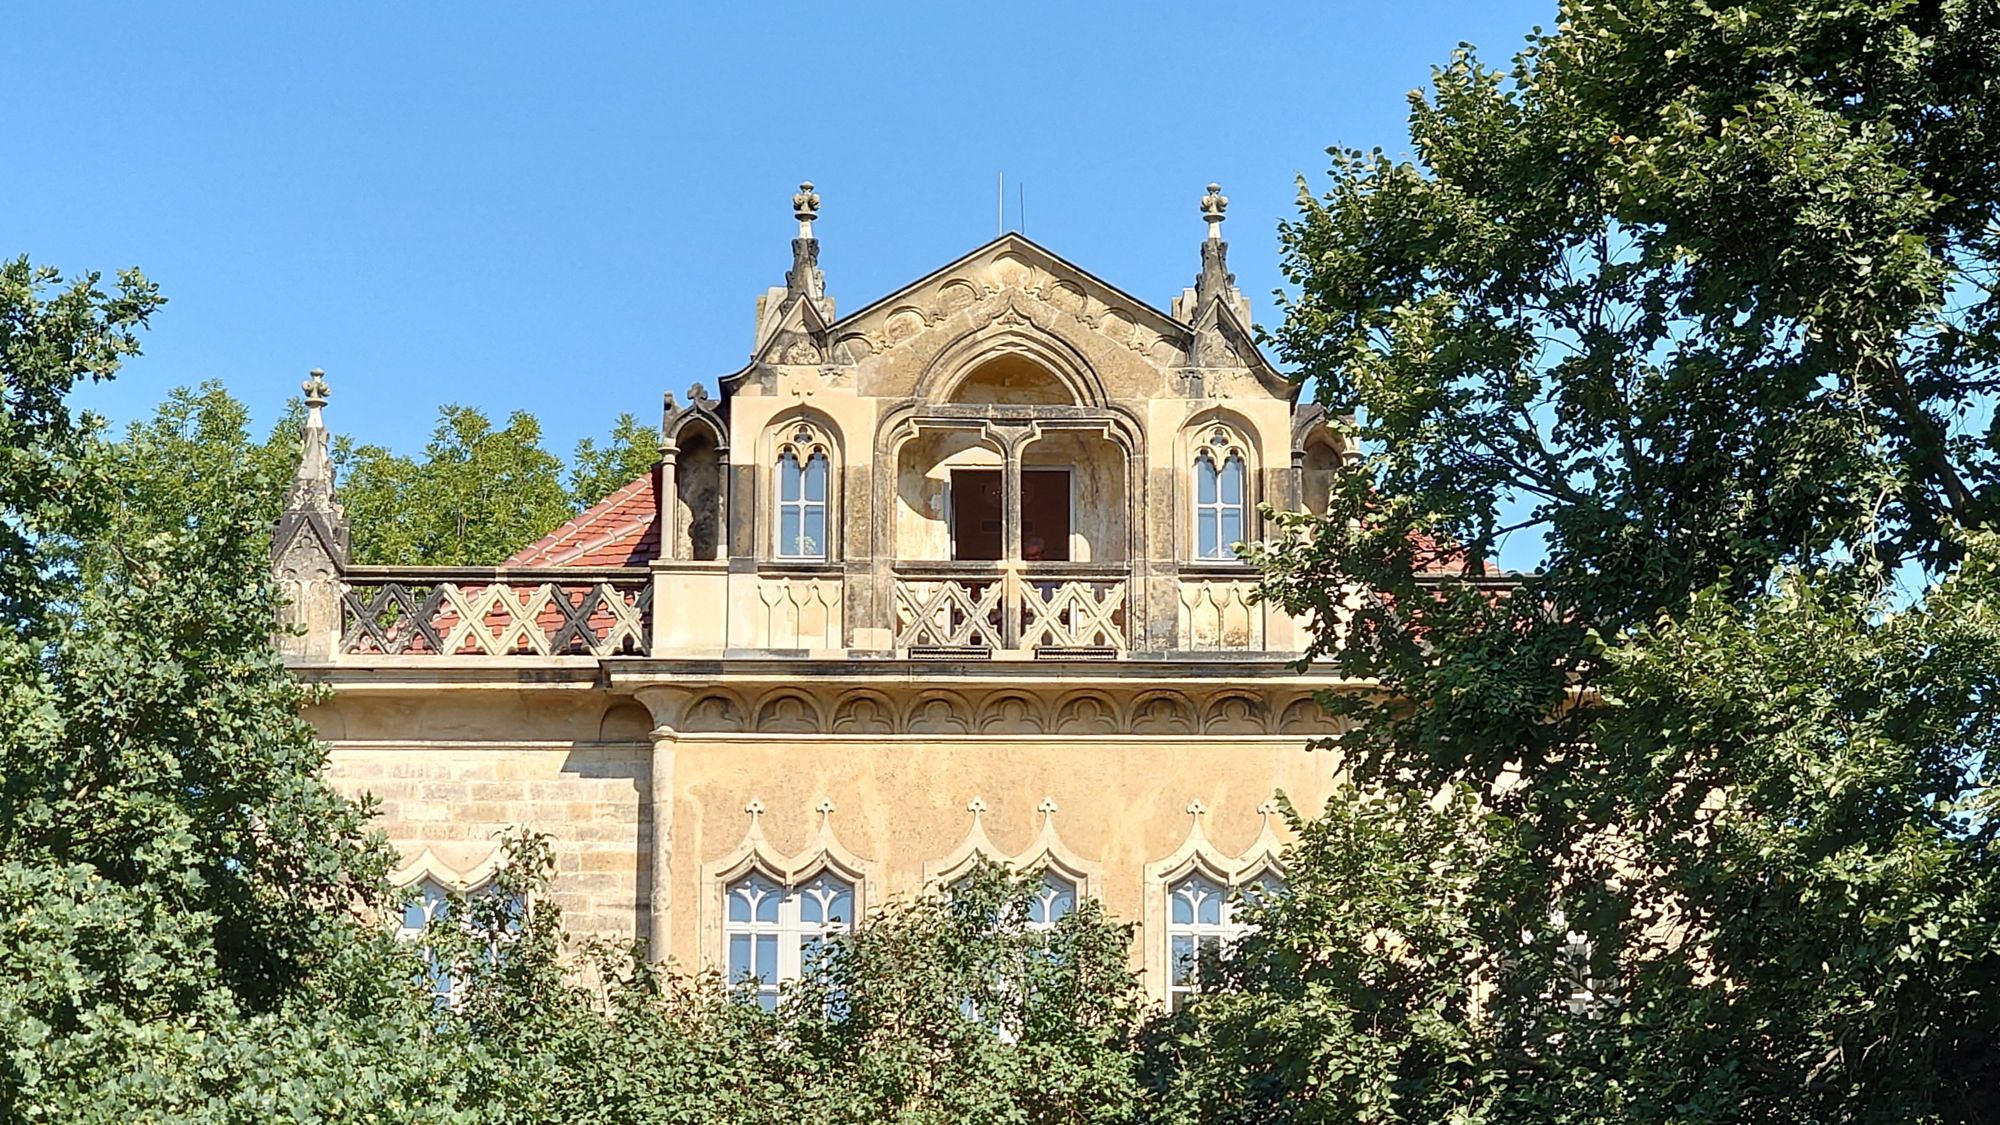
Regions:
[[272, 184, 1357, 1006]]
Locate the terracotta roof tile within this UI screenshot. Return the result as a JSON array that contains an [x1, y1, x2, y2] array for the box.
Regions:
[[505, 467, 659, 567]]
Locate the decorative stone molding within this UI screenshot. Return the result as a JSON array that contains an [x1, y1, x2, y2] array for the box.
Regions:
[[924, 795, 1102, 900], [1140, 794, 1289, 992], [699, 796, 881, 971], [388, 845, 505, 892], [654, 684, 1334, 737]]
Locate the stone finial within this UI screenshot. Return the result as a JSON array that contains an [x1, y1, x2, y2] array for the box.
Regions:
[[744, 797, 766, 820], [816, 797, 836, 819], [1200, 182, 1228, 240], [967, 796, 989, 815], [302, 367, 330, 410], [687, 382, 710, 405], [793, 180, 821, 236], [1192, 182, 1238, 327], [1037, 797, 1059, 817], [1186, 798, 1208, 818], [1257, 799, 1280, 829]]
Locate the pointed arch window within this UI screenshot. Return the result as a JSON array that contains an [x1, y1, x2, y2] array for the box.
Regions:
[[1193, 427, 1248, 560], [1165, 868, 1285, 1011], [725, 868, 855, 1010], [1026, 869, 1079, 931], [397, 875, 519, 1006], [775, 423, 831, 560]]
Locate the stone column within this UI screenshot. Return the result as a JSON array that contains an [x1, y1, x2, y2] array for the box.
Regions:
[[647, 727, 677, 958], [635, 685, 691, 961]]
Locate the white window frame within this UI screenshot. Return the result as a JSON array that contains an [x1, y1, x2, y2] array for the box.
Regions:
[[1192, 426, 1249, 561], [1165, 868, 1283, 1011], [725, 868, 855, 1009], [774, 423, 832, 560]]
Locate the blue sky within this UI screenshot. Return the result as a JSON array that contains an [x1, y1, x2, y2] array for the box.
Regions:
[[8, 1, 1553, 458]]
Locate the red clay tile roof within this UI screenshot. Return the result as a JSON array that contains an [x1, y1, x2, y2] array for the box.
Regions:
[[505, 467, 660, 567]]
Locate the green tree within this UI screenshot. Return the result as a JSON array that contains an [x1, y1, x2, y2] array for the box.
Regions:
[[568, 412, 660, 510], [339, 405, 574, 565], [1233, 1, 2000, 1120], [0, 259, 475, 1122]]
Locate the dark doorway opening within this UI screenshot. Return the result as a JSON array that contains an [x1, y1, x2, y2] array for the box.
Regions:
[[951, 469, 1003, 561], [1020, 469, 1070, 561], [949, 469, 1071, 561]]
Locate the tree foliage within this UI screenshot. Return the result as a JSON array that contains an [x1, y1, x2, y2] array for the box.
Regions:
[[1238, 1, 2000, 1120]]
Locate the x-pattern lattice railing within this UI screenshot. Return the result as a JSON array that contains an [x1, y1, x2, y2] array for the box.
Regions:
[[1020, 578, 1127, 651], [892, 567, 1128, 654], [894, 578, 1005, 649], [340, 569, 651, 657]]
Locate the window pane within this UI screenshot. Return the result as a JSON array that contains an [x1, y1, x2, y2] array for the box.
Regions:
[[1196, 458, 1217, 504], [1198, 511, 1218, 558], [1220, 508, 1242, 549], [755, 884, 781, 923], [780, 508, 802, 555], [779, 453, 801, 501], [758, 989, 778, 1013], [1171, 936, 1197, 985], [804, 453, 827, 502], [755, 934, 777, 983], [729, 934, 753, 982], [802, 508, 826, 557], [1171, 884, 1194, 926], [1220, 456, 1244, 504]]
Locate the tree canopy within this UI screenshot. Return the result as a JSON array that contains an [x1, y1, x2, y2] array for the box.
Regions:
[[1238, 1, 2000, 1120]]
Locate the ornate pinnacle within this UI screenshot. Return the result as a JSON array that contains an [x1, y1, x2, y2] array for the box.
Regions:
[[794, 180, 821, 236], [1194, 182, 1236, 322], [967, 796, 989, 815], [786, 180, 827, 301], [1200, 182, 1228, 240], [286, 367, 336, 509], [275, 365, 349, 568]]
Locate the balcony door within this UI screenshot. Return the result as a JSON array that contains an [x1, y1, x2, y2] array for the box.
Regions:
[[949, 468, 1070, 562]]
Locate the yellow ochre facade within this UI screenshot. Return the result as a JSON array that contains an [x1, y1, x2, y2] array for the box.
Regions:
[[271, 184, 1357, 1003]]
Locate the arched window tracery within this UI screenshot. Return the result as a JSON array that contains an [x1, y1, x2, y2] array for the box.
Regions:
[[1165, 865, 1286, 1011], [774, 422, 833, 560], [1192, 425, 1249, 560], [724, 866, 856, 1009]]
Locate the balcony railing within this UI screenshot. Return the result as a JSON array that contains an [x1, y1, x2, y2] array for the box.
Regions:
[[339, 567, 651, 657], [893, 563, 1128, 657]]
